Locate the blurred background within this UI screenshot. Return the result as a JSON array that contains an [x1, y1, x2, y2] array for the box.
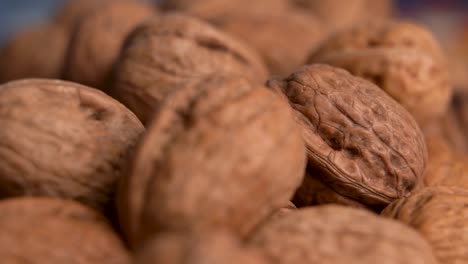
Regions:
[[0, 0, 467, 46]]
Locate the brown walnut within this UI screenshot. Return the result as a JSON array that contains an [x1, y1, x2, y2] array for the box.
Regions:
[[0, 79, 144, 212], [63, 0, 156, 89], [0, 197, 130, 264], [135, 231, 268, 264], [309, 21, 451, 126], [249, 205, 438, 264], [54, 0, 116, 29], [268, 64, 427, 210], [0, 23, 68, 83], [382, 186, 468, 264], [211, 11, 325, 76], [117, 75, 305, 248], [110, 13, 268, 124]]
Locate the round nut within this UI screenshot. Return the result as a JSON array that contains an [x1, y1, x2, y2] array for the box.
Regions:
[[212, 11, 324, 76], [0, 79, 144, 212], [54, 0, 115, 29], [0, 197, 130, 264], [0, 24, 68, 83], [136, 231, 268, 264], [117, 75, 305, 248], [290, 0, 394, 31], [268, 64, 427, 210], [309, 21, 451, 125], [249, 205, 438, 264], [382, 186, 468, 264], [110, 13, 269, 124], [63, 0, 156, 89]]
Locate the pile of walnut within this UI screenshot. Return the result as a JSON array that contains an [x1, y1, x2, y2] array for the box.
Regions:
[[0, 0, 467, 263]]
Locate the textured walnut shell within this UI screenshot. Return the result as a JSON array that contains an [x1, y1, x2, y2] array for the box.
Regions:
[[117, 75, 305, 248], [0, 79, 144, 212], [0, 197, 130, 264], [268, 64, 427, 210], [212, 11, 324, 76], [63, 1, 156, 89], [0, 24, 68, 83], [382, 186, 468, 264], [290, 0, 394, 31], [424, 136, 468, 189], [110, 13, 268, 124], [310, 21, 451, 125], [249, 205, 438, 264], [135, 231, 268, 264]]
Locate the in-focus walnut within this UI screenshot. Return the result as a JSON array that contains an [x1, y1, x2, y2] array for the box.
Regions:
[[0, 197, 130, 264], [268, 64, 427, 211], [0, 23, 68, 83], [423, 136, 468, 189], [135, 231, 268, 264], [63, 0, 156, 89], [382, 186, 468, 264], [110, 13, 269, 124], [290, 0, 394, 32], [309, 20, 451, 126], [211, 11, 325, 76], [0, 79, 144, 213], [248, 205, 438, 264], [117, 75, 305, 248]]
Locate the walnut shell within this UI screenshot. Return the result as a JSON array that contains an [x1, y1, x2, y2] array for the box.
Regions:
[[0, 79, 144, 212], [63, 0, 156, 89], [54, 0, 115, 29], [110, 13, 269, 124], [117, 75, 305, 248], [0, 23, 68, 83], [453, 90, 468, 143], [0, 197, 130, 264], [135, 231, 268, 264], [424, 136, 468, 189], [110, 14, 267, 124], [249, 205, 438, 264], [382, 186, 468, 264], [212, 11, 324, 76], [309, 21, 451, 126], [268, 64, 427, 210]]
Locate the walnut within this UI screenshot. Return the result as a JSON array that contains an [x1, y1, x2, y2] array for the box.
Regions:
[[453, 90, 468, 144], [135, 231, 268, 264], [0, 79, 144, 213], [63, 0, 156, 89], [211, 11, 325, 76], [309, 20, 451, 126], [268, 64, 427, 210], [0, 197, 130, 264], [382, 186, 468, 264], [54, 0, 115, 29], [117, 75, 305, 248], [423, 136, 468, 189], [248, 205, 438, 264], [0, 23, 68, 83], [110, 13, 269, 124], [290, 0, 394, 31]]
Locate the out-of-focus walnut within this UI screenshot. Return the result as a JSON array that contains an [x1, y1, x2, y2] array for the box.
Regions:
[[0, 24, 68, 83], [309, 21, 451, 126], [110, 13, 269, 124], [290, 0, 394, 32], [117, 75, 305, 248], [212, 11, 325, 76], [63, 0, 156, 89], [453, 90, 468, 141], [424, 136, 468, 189], [135, 231, 268, 264], [268, 64, 427, 210], [0, 197, 130, 264], [54, 0, 114, 29], [382, 186, 468, 264], [249, 205, 438, 264], [0, 79, 144, 213]]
